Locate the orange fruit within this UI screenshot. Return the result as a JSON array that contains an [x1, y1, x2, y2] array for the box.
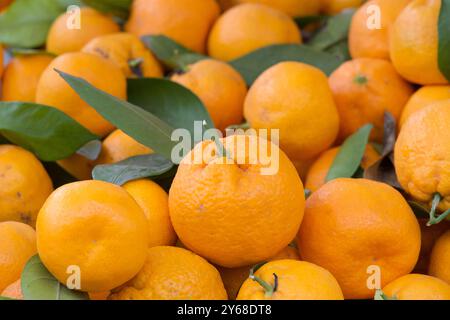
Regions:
[[399, 85, 450, 128], [237, 260, 344, 300], [390, 0, 448, 85], [36, 180, 149, 292], [125, 0, 220, 54], [1, 279, 23, 300], [208, 3, 302, 61], [82, 32, 163, 78], [171, 59, 247, 132], [329, 58, 414, 143], [0, 145, 53, 227], [429, 230, 450, 284], [305, 144, 381, 192], [169, 134, 305, 268], [297, 178, 421, 299], [217, 0, 321, 17], [349, 0, 412, 60], [244, 61, 339, 162], [36, 52, 127, 137], [382, 274, 450, 300], [0, 45, 4, 77], [321, 0, 363, 15], [109, 246, 227, 300], [1, 54, 53, 102], [123, 179, 177, 248], [0, 222, 36, 292], [395, 101, 450, 209], [88, 291, 110, 300], [46, 7, 120, 55]]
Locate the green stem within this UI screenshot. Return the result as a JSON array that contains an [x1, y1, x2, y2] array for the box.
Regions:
[[304, 189, 312, 199], [427, 193, 450, 226], [249, 263, 278, 298], [374, 289, 397, 300]]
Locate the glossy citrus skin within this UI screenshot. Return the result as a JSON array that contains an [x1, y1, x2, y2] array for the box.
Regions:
[[208, 3, 302, 61], [305, 145, 380, 192], [349, 0, 412, 60], [383, 274, 450, 300], [123, 179, 177, 248], [218, 0, 321, 17], [2, 54, 53, 102], [329, 58, 413, 142], [0, 145, 53, 227], [36, 52, 127, 137], [169, 134, 305, 268], [390, 0, 448, 85], [110, 246, 228, 300], [171, 59, 247, 132], [395, 101, 450, 209], [297, 178, 421, 299], [399, 86, 450, 128], [1, 279, 23, 300], [126, 0, 220, 53], [36, 180, 149, 292], [321, 0, 363, 14], [245, 61, 339, 162], [237, 260, 344, 300], [429, 230, 450, 284], [46, 7, 120, 55], [0, 222, 36, 292], [82, 33, 163, 78]]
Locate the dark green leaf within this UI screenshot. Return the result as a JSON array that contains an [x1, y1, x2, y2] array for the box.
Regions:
[[230, 44, 342, 85], [438, 0, 450, 81], [0, 102, 98, 161], [81, 0, 131, 19], [92, 154, 174, 186], [326, 124, 373, 181], [142, 35, 207, 70], [76, 140, 102, 160], [57, 70, 178, 160], [8, 48, 56, 57], [21, 255, 89, 300]]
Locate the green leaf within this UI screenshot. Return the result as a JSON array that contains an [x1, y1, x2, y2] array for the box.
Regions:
[[294, 15, 328, 28], [57, 70, 177, 160], [0, 0, 71, 48], [438, 0, 450, 81], [0, 102, 98, 161], [141, 35, 207, 70], [8, 48, 56, 57], [81, 0, 132, 19], [76, 140, 102, 160], [326, 124, 373, 182], [21, 255, 89, 300], [92, 154, 174, 186], [229, 44, 342, 85]]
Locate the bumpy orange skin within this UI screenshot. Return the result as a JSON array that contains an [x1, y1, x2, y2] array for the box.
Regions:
[[383, 274, 450, 300], [395, 101, 450, 209], [126, 0, 220, 54], [399, 86, 450, 128], [171, 59, 247, 132], [305, 145, 380, 192], [123, 179, 177, 248], [208, 3, 302, 61], [46, 7, 120, 55], [329, 58, 413, 143], [2, 55, 53, 102], [82, 33, 163, 78], [0, 222, 36, 292], [36, 180, 149, 292], [36, 52, 127, 137], [390, 0, 448, 85], [322, 0, 363, 14], [237, 260, 344, 300], [0, 145, 53, 227], [88, 291, 110, 300], [110, 246, 228, 300], [245, 61, 339, 162], [429, 230, 450, 284], [1, 279, 23, 300], [219, 245, 300, 300], [169, 134, 305, 268], [349, 0, 411, 60], [218, 0, 321, 16], [297, 178, 421, 299]]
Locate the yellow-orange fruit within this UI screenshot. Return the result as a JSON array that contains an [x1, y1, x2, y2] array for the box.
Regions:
[[383, 274, 450, 300]]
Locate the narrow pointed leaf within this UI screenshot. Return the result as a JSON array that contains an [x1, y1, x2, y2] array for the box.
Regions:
[[438, 0, 450, 81]]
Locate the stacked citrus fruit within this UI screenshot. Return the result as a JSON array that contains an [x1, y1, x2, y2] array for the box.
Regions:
[[0, 0, 449, 301]]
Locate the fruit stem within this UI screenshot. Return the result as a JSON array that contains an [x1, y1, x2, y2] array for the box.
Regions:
[[427, 193, 450, 226], [353, 74, 368, 85], [374, 289, 397, 300], [304, 189, 312, 199], [249, 263, 278, 298], [128, 58, 144, 78]]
